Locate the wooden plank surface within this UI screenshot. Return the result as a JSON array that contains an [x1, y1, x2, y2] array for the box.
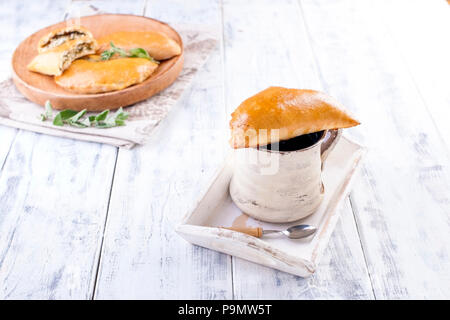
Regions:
[[376, 0, 450, 151], [222, 0, 374, 299], [0, 132, 117, 299], [0, 0, 118, 299], [0, 0, 75, 187], [93, 0, 232, 299], [0, 0, 449, 299], [300, 0, 450, 299], [0, 127, 16, 171]]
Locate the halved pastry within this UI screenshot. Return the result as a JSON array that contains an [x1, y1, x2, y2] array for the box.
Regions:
[[54, 56, 158, 94], [230, 87, 360, 149], [97, 31, 181, 60], [27, 37, 98, 76], [38, 26, 94, 53]]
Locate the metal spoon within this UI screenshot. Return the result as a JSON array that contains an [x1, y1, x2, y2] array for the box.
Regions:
[[222, 224, 317, 239]]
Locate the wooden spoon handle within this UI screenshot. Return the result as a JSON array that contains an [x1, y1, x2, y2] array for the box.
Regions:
[[223, 227, 263, 238]]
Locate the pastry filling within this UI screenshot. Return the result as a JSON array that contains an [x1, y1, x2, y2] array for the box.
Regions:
[[43, 31, 88, 50], [61, 42, 94, 71]]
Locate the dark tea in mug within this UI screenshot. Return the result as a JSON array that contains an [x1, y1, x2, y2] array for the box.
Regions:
[[260, 131, 325, 152]]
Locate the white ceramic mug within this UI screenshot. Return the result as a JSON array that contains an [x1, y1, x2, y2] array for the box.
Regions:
[[229, 129, 342, 223]]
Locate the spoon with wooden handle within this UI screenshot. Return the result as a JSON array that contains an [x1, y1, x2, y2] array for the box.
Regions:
[[223, 224, 317, 239]]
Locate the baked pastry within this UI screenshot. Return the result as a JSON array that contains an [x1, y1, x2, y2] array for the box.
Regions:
[[27, 37, 98, 76], [230, 87, 360, 149], [54, 56, 158, 93], [38, 26, 94, 53], [97, 31, 181, 60]]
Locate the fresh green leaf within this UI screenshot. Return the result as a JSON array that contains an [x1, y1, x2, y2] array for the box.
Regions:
[[115, 107, 129, 119], [45, 100, 53, 112], [68, 109, 87, 122], [45, 105, 128, 129], [110, 41, 128, 57], [101, 50, 114, 61], [95, 121, 117, 129], [95, 110, 109, 122], [53, 109, 78, 126], [44, 101, 53, 119], [128, 48, 159, 64], [100, 42, 159, 64], [128, 48, 149, 58], [114, 114, 125, 125], [112, 107, 129, 126], [67, 120, 89, 128], [53, 113, 64, 126], [116, 113, 129, 121], [41, 100, 53, 121], [58, 109, 78, 120], [80, 117, 92, 127]]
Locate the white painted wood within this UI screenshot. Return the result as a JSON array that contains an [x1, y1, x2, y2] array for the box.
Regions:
[[0, 0, 448, 300], [222, 0, 322, 113], [0, 0, 123, 299], [0, 102, 18, 178], [300, 0, 450, 299], [93, 0, 232, 299], [65, 0, 146, 17], [0, 97, 14, 169], [375, 0, 450, 152], [0, 0, 72, 177], [0, 127, 17, 170], [0, 130, 117, 299], [233, 200, 374, 299], [222, 0, 374, 299]]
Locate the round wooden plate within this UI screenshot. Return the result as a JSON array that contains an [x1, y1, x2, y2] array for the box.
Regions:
[[11, 14, 184, 111]]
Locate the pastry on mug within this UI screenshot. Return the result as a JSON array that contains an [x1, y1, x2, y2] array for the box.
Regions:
[[230, 86, 360, 149], [97, 31, 181, 60], [27, 37, 98, 76], [54, 56, 158, 94], [38, 26, 94, 53]]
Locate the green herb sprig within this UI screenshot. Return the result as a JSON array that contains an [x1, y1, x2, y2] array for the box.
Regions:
[[41, 101, 129, 129], [100, 41, 159, 64], [40, 100, 53, 121]]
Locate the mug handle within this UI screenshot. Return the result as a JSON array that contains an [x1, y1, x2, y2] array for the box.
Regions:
[[321, 129, 342, 165]]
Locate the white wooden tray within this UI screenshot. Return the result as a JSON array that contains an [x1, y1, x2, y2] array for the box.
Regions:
[[176, 136, 365, 277]]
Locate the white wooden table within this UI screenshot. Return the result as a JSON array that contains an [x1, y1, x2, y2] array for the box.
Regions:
[[0, 0, 449, 300]]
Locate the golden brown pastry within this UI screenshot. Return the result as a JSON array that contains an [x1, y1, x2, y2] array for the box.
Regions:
[[230, 87, 360, 149], [27, 37, 98, 76], [54, 56, 158, 94], [38, 26, 94, 53], [97, 31, 181, 60]]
